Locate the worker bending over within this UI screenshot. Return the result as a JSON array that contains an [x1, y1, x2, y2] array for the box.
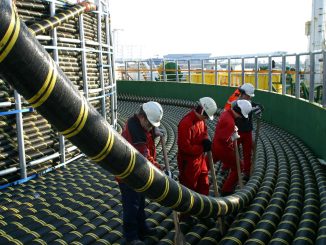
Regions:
[[177, 97, 217, 222], [118, 101, 163, 245], [212, 100, 252, 196], [224, 83, 263, 180]]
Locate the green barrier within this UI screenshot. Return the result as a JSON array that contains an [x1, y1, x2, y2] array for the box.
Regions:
[[117, 80, 326, 161]]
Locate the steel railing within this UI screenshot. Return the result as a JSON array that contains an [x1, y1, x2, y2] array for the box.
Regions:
[[116, 51, 326, 107]]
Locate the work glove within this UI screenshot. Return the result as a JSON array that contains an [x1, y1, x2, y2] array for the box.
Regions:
[[231, 131, 240, 141], [252, 104, 264, 118], [154, 127, 165, 137], [202, 139, 212, 152]]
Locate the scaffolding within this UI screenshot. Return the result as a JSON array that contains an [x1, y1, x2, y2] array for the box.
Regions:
[[0, 0, 117, 187]]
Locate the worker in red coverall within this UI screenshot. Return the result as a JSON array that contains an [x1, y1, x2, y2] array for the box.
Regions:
[[118, 101, 163, 245], [224, 83, 263, 180], [177, 97, 217, 222], [212, 100, 252, 196]]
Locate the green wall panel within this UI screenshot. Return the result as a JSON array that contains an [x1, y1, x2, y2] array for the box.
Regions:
[[118, 80, 326, 160]]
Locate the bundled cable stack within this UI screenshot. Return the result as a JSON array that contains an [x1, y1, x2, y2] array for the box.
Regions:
[[83, 13, 99, 42], [15, 0, 49, 25], [0, 80, 18, 185], [15, 0, 52, 46], [0, 0, 114, 185], [0, 98, 325, 244], [59, 55, 84, 91], [23, 112, 58, 160], [0, 118, 19, 184]]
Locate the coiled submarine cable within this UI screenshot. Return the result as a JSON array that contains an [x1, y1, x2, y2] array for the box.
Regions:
[[0, 0, 262, 219], [245, 128, 291, 244], [220, 128, 278, 244]]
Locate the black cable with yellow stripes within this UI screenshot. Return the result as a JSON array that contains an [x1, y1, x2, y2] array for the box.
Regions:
[[28, 1, 96, 36], [0, 0, 258, 219]]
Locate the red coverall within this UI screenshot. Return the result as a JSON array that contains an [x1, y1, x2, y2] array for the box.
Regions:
[[118, 114, 160, 242], [224, 88, 253, 176], [224, 88, 241, 110], [211, 110, 238, 193], [121, 115, 160, 170], [177, 110, 209, 196]]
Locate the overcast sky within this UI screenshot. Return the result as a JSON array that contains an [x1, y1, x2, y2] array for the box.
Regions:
[[109, 0, 312, 58]]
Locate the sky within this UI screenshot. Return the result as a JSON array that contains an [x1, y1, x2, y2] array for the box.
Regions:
[[109, 0, 312, 58]]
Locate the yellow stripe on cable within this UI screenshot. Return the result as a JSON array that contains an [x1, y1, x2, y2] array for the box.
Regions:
[[135, 167, 154, 192], [211, 198, 219, 216], [60, 12, 67, 21], [246, 238, 265, 245], [32, 61, 57, 108], [27, 59, 54, 104], [90, 129, 114, 162], [229, 226, 250, 236], [0, 8, 15, 51], [67, 10, 74, 18], [87, 233, 99, 240], [252, 228, 272, 237], [53, 16, 61, 25], [115, 149, 136, 179], [239, 218, 256, 226], [70, 231, 82, 238], [184, 188, 194, 213], [61, 97, 88, 138], [34, 23, 45, 34], [222, 236, 242, 245], [44, 19, 54, 29], [152, 177, 169, 203], [0, 12, 20, 63], [33, 239, 47, 245], [193, 193, 204, 216], [187, 232, 201, 239], [269, 238, 290, 245], [170, 184, 182, 209]]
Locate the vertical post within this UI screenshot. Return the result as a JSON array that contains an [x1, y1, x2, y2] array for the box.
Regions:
[[105, 8, 117, 128], [228, 58, 231, 86], [323, 51, 326, 107], [50, 0, 65, 164], [137, 61, 141, 80], [124, 61, 128, 80], [79, 15, 89, 99], [150, 59, 153, 81], [97, 2, 106, 120], [309, 52, 315, 102], [281, 55, 286, 95], [188, 60, 191, 83], [14, 91, 27, 178], [201, 60, 205, 84], [268, 56, 272, 92], [241, 57, 245, 85], [295, 54, 300, 98], [254, 57, 258, 89], [214, 59, 218, 85], [176, 60, 179, 82], [163, 60, 167, 82]]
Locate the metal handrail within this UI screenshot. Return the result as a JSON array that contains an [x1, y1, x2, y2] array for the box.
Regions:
[[116, 51, 325, 107]]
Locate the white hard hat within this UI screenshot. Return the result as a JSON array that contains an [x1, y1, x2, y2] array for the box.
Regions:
[[235, 100, 252, 118], [142, 101, 163, 127], [240, 83, 255, 97], [199, 97, 217, 120]]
